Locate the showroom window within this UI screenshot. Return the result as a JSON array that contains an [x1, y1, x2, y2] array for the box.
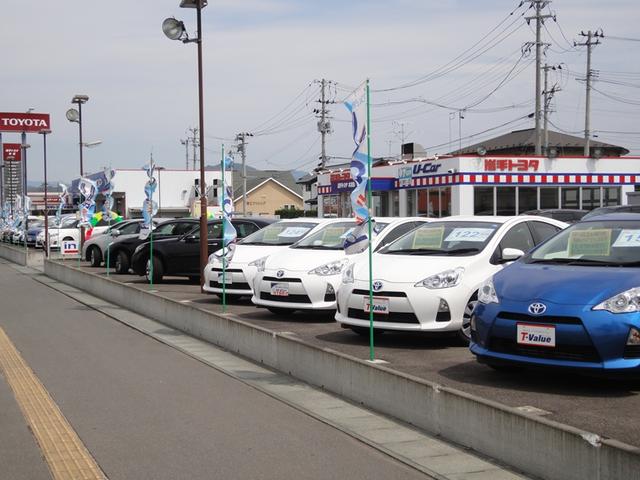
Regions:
[[406, 189, 417, 216], [440, 187, 452, 217], [604, 186, 620, 206], [540, 187, 559, 209], [581, 187, 601, 210], [474, 187, 494, 215], [496, 187, 516, 215], [518, 187, 538, 214], [561, 187, 579, 209]]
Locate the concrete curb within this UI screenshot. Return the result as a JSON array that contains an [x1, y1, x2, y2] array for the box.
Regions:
[[0, 244, 28, 266], [44, 259, 640, 480]]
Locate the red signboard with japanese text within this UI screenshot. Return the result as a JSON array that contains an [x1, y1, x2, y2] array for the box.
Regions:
[[3, 143, 22, 161], [484, 158, 539, 172], [0, 112, 51, 133]]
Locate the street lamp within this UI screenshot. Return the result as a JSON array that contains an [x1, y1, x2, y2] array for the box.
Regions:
[[67, 94, 89, 176], [38, 129, 52, 257], [163, 0, 208, 289]]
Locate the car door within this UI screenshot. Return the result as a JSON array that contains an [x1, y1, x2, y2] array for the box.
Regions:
[[492, 221, 536, 264], [528, 220, 562, 245]]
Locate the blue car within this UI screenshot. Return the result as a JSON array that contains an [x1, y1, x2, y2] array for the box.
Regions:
[[470, 213, 640, 377]]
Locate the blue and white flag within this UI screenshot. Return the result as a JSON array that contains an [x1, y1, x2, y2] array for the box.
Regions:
[[141, 158, 158, 233], [215, 156, 237, 261], [78, 177, 97, 226], [56, 184, 68, 225], [343, 82, 371, 255]]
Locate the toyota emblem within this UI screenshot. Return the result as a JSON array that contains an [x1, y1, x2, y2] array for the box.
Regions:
[[276, 270, 285, 278], [528, 302, 547, 315], [372, 280, 383, 291]]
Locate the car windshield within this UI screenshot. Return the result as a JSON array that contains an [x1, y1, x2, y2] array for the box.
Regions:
[[292, 221, 356, 250], [241, 222, 318, 246], [526, 220, 640, 266], [380, 221, 501, 256]]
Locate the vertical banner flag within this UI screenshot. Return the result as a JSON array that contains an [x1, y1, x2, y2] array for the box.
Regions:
[[141, 157, 158, 235], [55, 184, 68, 224], [215, 155, 237, 261], [78, 177, 97, 227], [343, 82, 372, 255]]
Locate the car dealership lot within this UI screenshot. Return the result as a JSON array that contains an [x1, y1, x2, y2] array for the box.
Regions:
[[72, 261, 640, 448]]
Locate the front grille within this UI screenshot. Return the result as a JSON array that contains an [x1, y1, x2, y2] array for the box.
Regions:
[[497, 312, 582, 325], [488, 337, 600, 363], [263, 276, 302, 283], [260, 292, 311, 303], [210, 281, 251, 290], [347, 308, 419, 324], [211, 267, 243, 273], [623, 345, 640, 359], [324, 293, 336, 302], [436, 311, 451, 322], [352, 289, 407, 298]]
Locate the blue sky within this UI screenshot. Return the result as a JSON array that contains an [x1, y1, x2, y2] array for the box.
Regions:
[[2, 0, 640, 183]]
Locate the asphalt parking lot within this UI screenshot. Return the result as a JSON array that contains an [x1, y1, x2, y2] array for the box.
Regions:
[[60, 258, 640, 448]]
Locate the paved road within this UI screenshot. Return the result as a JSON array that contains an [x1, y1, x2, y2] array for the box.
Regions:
[[0, 261, 433, 480], [74, 262, 640, 448]]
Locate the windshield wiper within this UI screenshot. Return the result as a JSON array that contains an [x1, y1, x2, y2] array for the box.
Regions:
[[443, 248, 480, 255], [293, 245, 342, 250], [385, 248, 444, 255], [243, 241, 276, 246], [529, 258, 627, 266]]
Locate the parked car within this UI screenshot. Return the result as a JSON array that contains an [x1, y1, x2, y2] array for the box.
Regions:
[[131, 217, 274, 283], [26, 219, 45, 247], [82, 219, 143, 267], [107, 217, 198, 274], [335, 216, 567, 341], [251, 217, 429, 315], [471, 213, 640, 376], [521, 209, 588, 224], [582, 204, 640, 220], [203, 218, 327, 299], [48, 215, 113, 250]]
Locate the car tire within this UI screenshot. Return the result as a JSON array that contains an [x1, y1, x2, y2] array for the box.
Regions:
[[267, 307, 295, 316], [115, 251, 130, 274], [459, 292, 478, 344], [89, 246, 102, 267], [145, 256, 163, 284]]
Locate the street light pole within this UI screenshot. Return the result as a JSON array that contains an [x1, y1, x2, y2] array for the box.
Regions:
[[68, 94, 89, 253], [162, 0, 209, 290], [39, 129, 52, 257]]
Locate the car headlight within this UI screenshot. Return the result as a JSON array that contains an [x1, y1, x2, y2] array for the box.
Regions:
[[249, 256, 269, 272], [309, 259, 349, 276], [477, 278, 499, 305], [593, 287, 640, 313], [415, 267, 464, 289], [342, 263, 355, 284]]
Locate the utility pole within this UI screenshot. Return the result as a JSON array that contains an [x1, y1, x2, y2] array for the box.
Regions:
[[180, 138, 190, 170], [526, 1, 552, 155], [575, 30, 603, 157], [187, 127, 199, 170], [314, 79, 334, 170], [542, 64, 562, 155], [235, 132, 253, 216], [458, 110, 465, 152]]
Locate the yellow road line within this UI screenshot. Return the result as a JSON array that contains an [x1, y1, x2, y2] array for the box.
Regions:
[[0, 327, 107, 480]]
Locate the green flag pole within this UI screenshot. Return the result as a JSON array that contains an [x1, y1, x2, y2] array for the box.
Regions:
[[366, 79, 375, 362], [221, 144, 226, 313]]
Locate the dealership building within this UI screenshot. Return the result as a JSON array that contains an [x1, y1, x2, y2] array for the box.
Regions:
[[316, 129, 637, 218]]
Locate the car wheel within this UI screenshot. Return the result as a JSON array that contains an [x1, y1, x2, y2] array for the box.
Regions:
[[145, 256, 163, 284], [115, 251, 130, 274], [89, 246, 102, 267], [459, 293, 478, 343], [267, 307, 295, 316]]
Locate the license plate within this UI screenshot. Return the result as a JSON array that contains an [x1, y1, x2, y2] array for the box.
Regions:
[[517, 323, 556, 347], [270, 283, 289, 297], [218, 273, 233, 285], [363, 297, 389, 315]]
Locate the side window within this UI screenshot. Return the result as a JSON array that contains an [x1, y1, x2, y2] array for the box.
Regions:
[[207, 223, 223, 239], [174, 222, 196, 236], [496, 223, 535, 260], [234, 222, 261, 238], [118, 222, 141, 235], [154, 222, 177, 236], [529, 221, 561, 245], [375, 222, 418, 251]]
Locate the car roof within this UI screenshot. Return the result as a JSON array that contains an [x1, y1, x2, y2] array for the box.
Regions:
[[581, 212, 640, 222], [429, 215, 512, 224], [274, 217, 324, 223]]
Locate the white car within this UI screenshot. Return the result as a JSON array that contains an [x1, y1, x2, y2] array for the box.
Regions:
[[203, 218, 328, 298], [48, 216, 111, 250], [335, 216, 567, 341], [251, 217, 428, 315]]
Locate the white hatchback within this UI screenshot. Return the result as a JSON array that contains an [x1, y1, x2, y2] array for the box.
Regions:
[[335, 216, 567, 341], [251, 217, 428, 315], [203, 218, 327, 298]]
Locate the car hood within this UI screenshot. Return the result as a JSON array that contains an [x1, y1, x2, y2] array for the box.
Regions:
[[212, 244, 290, 267], [353, 253, 480, 283], [265, 247, 346, 272], [495, 262, 640, 305]]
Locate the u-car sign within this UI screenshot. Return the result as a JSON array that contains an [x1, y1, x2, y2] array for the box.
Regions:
[[0, 112, 51, 133]]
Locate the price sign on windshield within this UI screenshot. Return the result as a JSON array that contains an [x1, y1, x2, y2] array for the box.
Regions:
[[445, 228, 494, 243], [568, 229, 611, 257], [412, 227, 444, 249]]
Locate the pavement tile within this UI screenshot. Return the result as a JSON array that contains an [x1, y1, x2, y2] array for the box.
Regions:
[[413, 452, 497, 475]]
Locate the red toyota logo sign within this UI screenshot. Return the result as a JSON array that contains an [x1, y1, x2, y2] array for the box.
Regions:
[[0, 112, 50, 133], [3, 143, 22, 161]]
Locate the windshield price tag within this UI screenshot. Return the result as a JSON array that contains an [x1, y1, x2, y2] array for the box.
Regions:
[[279, 227, 311, 238], [568, 229, 611, 257], [263, 227, 284, 242], [613, 230, 640, 248], [445, 228, 494, 243], [412, 226, 444, 249]]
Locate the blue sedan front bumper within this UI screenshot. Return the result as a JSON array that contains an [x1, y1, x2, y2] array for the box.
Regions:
[[470, 299, 640, 376]]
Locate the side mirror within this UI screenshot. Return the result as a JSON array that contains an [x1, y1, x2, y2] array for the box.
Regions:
[[502, 247, 525, 262], [184, 234, 198, 243], [111, 229, 121, 237]]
